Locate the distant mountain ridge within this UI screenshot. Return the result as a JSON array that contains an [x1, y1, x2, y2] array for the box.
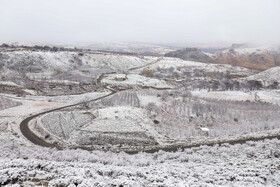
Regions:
[[165, 44, 280, 70], [164, 48, 214, 63]]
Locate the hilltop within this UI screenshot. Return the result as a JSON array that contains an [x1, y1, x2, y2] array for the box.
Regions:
[[165, 44, 280, 70]]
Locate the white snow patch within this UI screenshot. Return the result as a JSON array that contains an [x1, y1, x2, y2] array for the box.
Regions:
[[0, 81, 21, 87], [102, 74, 171, 89], [191, 90, 280, 105], [138, 95, 162, 106]]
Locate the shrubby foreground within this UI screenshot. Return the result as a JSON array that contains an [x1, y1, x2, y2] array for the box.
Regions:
[[0, 139, 279, 186]]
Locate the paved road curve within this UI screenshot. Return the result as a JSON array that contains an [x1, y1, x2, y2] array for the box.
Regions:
[[20, 87, 280, 154], [20, 89, 116, 148], [19, 57, 280, 153], [19, 58, 162, 149]]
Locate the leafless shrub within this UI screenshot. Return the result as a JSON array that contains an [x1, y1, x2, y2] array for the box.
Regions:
[[141, 68, 154, 77]]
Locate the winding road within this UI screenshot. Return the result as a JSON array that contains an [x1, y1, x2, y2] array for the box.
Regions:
[[20, 87, 116, 148], [19, 57, 163, 149], [19, 57, 280, 153]]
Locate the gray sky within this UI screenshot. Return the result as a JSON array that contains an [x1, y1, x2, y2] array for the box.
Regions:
[[0, 0, 279, 45]]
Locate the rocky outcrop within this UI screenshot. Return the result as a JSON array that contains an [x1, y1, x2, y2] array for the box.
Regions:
[[165, 45, 280, 70], [165, 48, 214, 63]]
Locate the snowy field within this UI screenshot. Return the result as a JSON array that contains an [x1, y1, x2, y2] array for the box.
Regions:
[[148, 57, 253, 76], [35, 107, 161, 149], [0, 139, 279, 186], [1, 91, 109, 104], [102, 74, 171, 89], [26, 87, 280, 151], [191, 89, 280, 105]]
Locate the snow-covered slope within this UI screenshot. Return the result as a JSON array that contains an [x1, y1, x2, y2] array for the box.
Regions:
[[165, 44, 280, 70], [0, 139, 279, 186], [246, 67, 280, 84], [0, 51, 153, 83], [0, 96, 21, 110], [0, 51, 149, 69], [147, 57, 255, 78]]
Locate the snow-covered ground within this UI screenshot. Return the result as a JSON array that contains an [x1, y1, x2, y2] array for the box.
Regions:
[[246, 67, 280, 85], [191, 89, 280, 105], [22, 91, 109, 104], [0, 139, 279, 186], [1, 90, 109, 105], [0, 96, 21, 110], [149, 57, 205, 69], [102, 74, 171, 89], [0, 97, 66, 146], [223, 44, 280, 54], [0, 81, 21, 87], [0, 48, 280, 186], [0, 90, 110, 147], [85, 107, 146, 132], [35, 106, 164, 149], [138, 95, 162, 106], [1, 51, 153, 75], [148, 57, 252, 76]]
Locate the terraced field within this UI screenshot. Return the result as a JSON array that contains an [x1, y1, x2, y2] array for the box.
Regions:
[[41, 111, 94, 140], [98, 91, 140, 107]]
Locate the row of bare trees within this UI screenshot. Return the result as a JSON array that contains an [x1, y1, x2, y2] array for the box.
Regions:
[[146, 92, 280, 140]]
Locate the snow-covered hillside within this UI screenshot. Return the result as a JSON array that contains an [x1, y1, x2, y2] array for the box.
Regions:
[[165, 44, 280, 70], [0, 51, 157, 95], [1, 51, 150, 71], [0, 51, 153, 84], [148, 57, 253, 75], [0, 96, 21, 110], [246, 66, 280, 85], [0, 139, 279, 186]]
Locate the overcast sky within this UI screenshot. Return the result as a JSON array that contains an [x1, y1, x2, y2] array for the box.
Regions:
[[0, 0, 279, 45]]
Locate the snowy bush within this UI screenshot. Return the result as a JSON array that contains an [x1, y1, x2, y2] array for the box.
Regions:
[[0, 139, 279, 186]]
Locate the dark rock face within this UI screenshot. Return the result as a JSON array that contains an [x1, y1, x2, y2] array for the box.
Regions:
[[165, 48, 213, 63]]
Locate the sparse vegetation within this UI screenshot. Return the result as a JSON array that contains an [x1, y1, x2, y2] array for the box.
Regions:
[[140, 68, 154, 77]]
